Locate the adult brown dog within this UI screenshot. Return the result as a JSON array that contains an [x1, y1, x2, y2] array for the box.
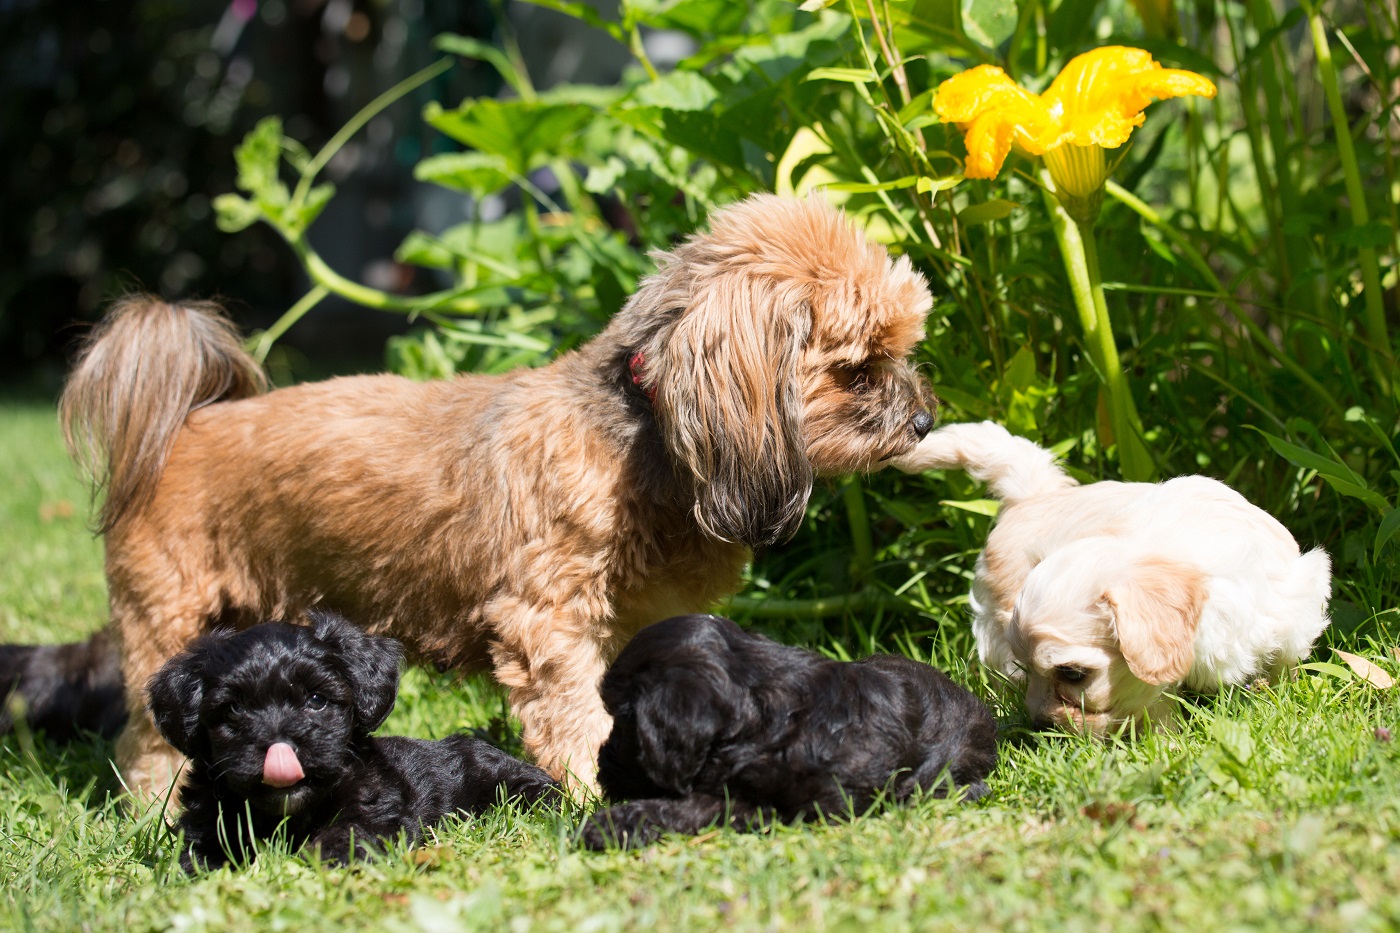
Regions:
[[57, 194, 936, 799]]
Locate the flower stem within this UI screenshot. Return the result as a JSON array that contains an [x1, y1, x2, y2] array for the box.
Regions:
[[1040, 168, 1156, 480], [249, 285, 330, 363]]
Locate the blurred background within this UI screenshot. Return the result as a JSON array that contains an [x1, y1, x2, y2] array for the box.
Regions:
[[0, 0, 634, 390]]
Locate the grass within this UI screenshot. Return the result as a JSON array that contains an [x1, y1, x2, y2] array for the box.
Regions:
[[1, 398, 1398, 933]]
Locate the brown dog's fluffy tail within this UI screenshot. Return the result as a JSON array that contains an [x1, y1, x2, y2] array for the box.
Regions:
[[0, 631, 127, 741], [889, 420, 1076, 506], [60, 296, 265, 534]]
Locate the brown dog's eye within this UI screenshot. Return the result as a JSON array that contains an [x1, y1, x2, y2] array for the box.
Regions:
[[307, 694, 328, 711], [1055, 666, 1087, 684], [834, 364, 874, 394]]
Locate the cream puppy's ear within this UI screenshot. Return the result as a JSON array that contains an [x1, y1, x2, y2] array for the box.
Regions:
[[1105, 558, 1209, 685]]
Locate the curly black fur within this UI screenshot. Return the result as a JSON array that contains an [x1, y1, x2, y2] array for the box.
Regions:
[[147, 610, 559, 871], [581, 614, 997, 849]]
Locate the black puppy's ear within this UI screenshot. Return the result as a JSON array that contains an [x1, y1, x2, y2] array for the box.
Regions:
[[310, 610, 403, 732], [146, 648, 210, 758], [632, 669, 742, 794]]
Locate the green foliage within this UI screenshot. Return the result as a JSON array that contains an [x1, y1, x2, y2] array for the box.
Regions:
[[216, 0, 1399, 615]]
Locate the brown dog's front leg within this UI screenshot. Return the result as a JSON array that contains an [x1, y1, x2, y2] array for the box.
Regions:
[[488, 611, 615, 800], [115, 709, 187, 809]]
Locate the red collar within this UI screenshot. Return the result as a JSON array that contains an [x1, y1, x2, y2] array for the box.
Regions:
[[629, 351, 657, 404]]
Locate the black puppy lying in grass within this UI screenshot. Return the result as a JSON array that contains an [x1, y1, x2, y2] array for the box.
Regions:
[[582, 614, 998, 849], [147, 610, 560, 871]]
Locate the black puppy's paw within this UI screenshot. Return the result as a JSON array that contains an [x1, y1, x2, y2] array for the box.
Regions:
[[580, 802, 669, 850], [308, 824, 381, 866]]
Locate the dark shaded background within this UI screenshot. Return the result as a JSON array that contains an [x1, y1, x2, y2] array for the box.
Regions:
[[0, 0, 629, 391]]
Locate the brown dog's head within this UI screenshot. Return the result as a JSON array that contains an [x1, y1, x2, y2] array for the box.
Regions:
[[1007, 537, 1209, 733], [618, 195, 936, 548]]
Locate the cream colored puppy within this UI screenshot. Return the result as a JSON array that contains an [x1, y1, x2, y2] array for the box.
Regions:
[[893, 421, 1332, 733]]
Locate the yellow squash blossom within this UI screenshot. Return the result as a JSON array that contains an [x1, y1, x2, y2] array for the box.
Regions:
[[934, 47, 1216, 221]]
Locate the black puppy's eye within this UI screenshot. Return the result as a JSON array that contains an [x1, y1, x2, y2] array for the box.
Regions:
[[1055, 666, 1088, 684], [307, 694, 328, 711]]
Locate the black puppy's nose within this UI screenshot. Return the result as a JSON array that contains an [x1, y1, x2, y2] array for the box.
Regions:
[[910, 410, 934, 439]]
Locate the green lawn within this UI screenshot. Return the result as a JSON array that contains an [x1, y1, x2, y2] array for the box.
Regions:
[[1, 399, 1397, 932]]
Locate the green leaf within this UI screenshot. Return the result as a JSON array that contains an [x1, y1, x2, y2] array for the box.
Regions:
[[1301, 661, 1354, 681], [415, 152, 514, 196], [897, 89, 937, 125], [804, 67, 878, 84], [1140, 224, 1178, 266], [1003, 345, 1037, 392], [424, 99, 595, 175], [962, 0, 1017, 48], [630, 0, 750, 36], [395, 231, 456, 272], [631, 70, 720, 111], [516, 0, 625, 43], [213, 193, 262, 233], [958, 199, 1018, 225], [292, 183, 335, 231], [1374, 508, 1400, 561], [917, 174, 964, 195], [940, 498, 1001, 517], [1253, 429, 1391, 513], [906, 0, 962, 41], [234, 117, 289, 204], [1317, 476, 1393, 513], [825, 176, 920, 193]]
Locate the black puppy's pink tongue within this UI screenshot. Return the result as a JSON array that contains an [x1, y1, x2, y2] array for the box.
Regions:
[[262, 742, 305, 787]]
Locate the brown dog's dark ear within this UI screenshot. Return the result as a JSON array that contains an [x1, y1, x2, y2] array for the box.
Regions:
[[311, 610, 403, 733], [1106, 559, 1209, 685], [147, 640, 220, 759], [651, 273, 814, 548]]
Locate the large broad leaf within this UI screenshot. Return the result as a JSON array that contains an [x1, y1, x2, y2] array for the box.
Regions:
[[1375, 507, 1400, 562], [905, 0, 962, 42], [612, 14, 847, 183], [424, 98, 596, 175], [629, 0, 750, 37], [414, 152, 514, 197], [962, 0, 1017, 49], [631, 70, 721, 111], [1253, 428, 1392, 514]]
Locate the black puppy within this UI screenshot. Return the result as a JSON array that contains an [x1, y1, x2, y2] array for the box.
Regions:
[[582, 614, 997, 849], [147, 610, 559, 871]]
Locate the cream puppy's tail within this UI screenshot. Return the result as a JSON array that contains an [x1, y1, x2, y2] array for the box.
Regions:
[[890, 421, 1077, 505]]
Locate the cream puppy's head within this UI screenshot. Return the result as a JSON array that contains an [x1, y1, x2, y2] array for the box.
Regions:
[[1006, 537, 1209, 733]]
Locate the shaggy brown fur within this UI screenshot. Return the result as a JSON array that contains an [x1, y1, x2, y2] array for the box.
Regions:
[[60, 195, 936, 799]]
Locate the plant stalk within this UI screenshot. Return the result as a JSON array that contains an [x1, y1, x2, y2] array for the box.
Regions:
[[1040, 169, 1155, 480], [1308, 7, 1392, 391]]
